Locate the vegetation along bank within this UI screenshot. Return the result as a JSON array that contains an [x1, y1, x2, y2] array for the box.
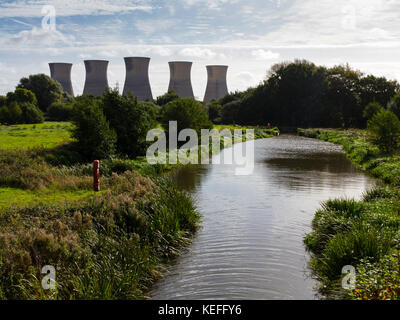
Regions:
[[0, 78, 276, 299], [300, 128, 400, 300]]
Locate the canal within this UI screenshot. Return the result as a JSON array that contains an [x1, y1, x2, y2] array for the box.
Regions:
[[151, 135, 376, 300]]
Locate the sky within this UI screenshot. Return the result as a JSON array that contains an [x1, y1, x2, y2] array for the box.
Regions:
[[1, 0, 400, 99]]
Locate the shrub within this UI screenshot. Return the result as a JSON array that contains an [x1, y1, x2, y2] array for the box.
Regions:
[[367, 110, 400, 154], [363, 102, 383, 121], [161, 97, 213, 138], [101, 89, 158, 159], [19, 102, 45, 124], [6, 88, 38, 106], [221, 100, 241, 124], [17, 74, 63, 112], [0, 96, 6, 107], [4, 102, 22, 124], [206, 100, 222, 123], [47, 102, 73, 121], [388, 93, 400, 119], [71, 96, 116, 160]]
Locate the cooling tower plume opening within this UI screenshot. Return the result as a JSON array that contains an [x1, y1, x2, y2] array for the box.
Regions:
[[83, 60, 109, 97], [123, 57, 153, 101], [168, 61, 194, 99], [49, 63, 74, 97], [203, 65, 229, 103]]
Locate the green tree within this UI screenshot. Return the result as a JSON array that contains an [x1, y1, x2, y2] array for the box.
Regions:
[[20, 103, 45, 124], [367, 110, 400, 154], [6, 88, 37, 106], [363, 102, 384, 121], [221, 100, 241, 124], [47, 102, 73, 121], [17, 74, 63, 111], [71, 96, 116, 160], [387, 93, 400, 119], [101, 89, 158, 158], [206, 100, 222, 123], [161, 98, 213, 137], [0, 96, 6, 107], [156, 90, 180, 106]]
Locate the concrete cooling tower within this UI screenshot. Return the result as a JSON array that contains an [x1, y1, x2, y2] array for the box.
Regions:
[[123, 57, 153, 101], [203, 65, 228, 103], [83, 60, 109, 97], [168, 61, 194, 99], [49, 63, 74, 96]]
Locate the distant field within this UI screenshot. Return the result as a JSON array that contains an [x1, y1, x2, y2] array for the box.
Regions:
[[0, 122, 74, 150]]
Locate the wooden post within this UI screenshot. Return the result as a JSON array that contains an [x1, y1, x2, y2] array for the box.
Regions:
[[93, 160, 100, 192]]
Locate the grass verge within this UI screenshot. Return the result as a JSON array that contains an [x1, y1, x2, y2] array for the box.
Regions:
[[299, 128, 400, 300], [0, 122, 277, 299]]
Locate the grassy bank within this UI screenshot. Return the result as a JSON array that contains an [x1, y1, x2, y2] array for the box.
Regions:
[[299, 128, 400, 300], [0, 122, 276, 299]]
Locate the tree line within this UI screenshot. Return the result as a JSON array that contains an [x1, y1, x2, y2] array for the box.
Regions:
[[207, 60, 400, 129]]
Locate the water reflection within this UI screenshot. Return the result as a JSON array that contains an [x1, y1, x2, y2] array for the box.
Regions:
[[151, 135, 376, 300]]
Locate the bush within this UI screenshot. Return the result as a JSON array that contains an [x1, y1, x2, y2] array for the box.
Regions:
[[161, 97, 213, 138], [71, 96, 117, 160], [101, 89, 158, 159], [47, 102, 73, 121], [0, 96, 6, 107], [20, 102, 45, 124], [6, 88, 38, 106], [388, 93, 400, 119], [2, 102, 22, 124], [17, 74, 63, 112], [221, 100, 241, 124], [367, 110, 400, 154], [363, 102, 383, 121], [0, 101, 44, 125], [206, 100, 222, 123]]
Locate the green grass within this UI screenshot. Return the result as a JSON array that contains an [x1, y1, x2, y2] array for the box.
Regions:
[[0, 187, 95, 210], [301, 128, 400, 300], [0, 122, 74, 150], [0, 120, 278, 299]]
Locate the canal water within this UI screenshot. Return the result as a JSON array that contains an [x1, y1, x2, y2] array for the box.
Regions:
[[151, 135, 376, 300]]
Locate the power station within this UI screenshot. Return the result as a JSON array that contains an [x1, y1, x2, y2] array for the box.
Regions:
[[123, 57, 153, 101], [47, 58, 230, 101], [203, 65, 228, 103], [49, 63, 74, 96], [168, 61, 194, 99], [83, 60, 109, 97]]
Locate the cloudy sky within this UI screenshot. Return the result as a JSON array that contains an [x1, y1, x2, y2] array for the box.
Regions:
[[1, 0, 400, 98]]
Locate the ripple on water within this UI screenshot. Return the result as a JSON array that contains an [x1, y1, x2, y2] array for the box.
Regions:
[[151, 135, 376, 300]]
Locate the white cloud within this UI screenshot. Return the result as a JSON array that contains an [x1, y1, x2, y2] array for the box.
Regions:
[[179, 47, 217, 59], [251, 49, 280, 60], [7, 27, 74, 46], [0, 0, 153, 18], [135, 19, 177, 35]]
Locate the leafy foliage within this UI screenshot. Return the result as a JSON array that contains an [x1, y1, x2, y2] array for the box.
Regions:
[[161, 97, 213, 138], [17, 74, 63, 112], [71, 96, 116, 160], [155, 90, 180, 106], [363, 102, 384, 121], [218, 60, 399, 128], [47, 102, 73, 121], [367, 110, 400, 154], [101, 89, 158, 159]]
